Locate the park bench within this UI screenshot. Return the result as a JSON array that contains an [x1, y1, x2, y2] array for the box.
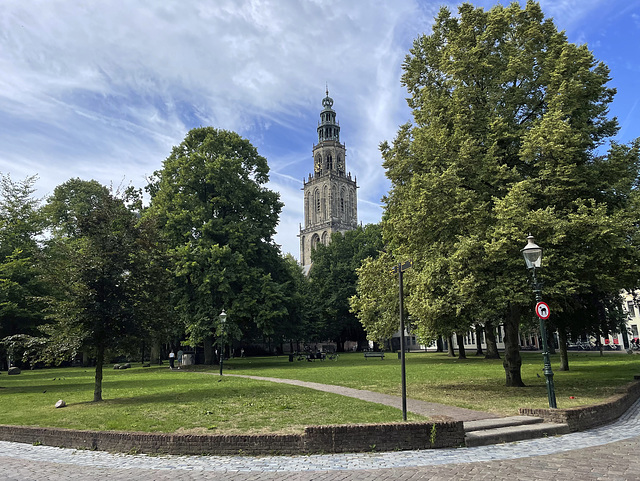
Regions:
[[364, 352, 384, 360]]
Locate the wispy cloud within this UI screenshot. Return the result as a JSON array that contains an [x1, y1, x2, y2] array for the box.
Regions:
[[0, 0, 638, 258]]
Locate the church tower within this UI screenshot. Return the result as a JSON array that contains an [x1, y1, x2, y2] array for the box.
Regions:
[[299, 89, 358, 267]]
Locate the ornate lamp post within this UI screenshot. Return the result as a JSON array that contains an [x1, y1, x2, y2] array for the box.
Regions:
[[521, 235, 557, 408], [219, 310, 227, 376]]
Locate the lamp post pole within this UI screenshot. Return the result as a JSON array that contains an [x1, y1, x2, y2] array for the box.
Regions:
[[399, 266, 407, 421], [392, 260, 412, 421], [219, 310, 227, 376], [522, 235, 557, 409]]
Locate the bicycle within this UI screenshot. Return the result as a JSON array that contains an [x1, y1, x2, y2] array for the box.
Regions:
[[575, 340, 593, 350]]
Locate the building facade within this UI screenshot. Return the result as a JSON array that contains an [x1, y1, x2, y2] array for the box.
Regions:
[[299, 90, 358, 267]]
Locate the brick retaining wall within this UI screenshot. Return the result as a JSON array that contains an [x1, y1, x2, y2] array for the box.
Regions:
[[0, 420, 464, 455], [519, 379, 640, 431]]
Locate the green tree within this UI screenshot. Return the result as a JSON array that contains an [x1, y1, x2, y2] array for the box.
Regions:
[[350, 250, 402, 347], [42, 179, 145, 401], [379, 1, 640, 386], [272, 254, 315, 353], [147, 127, 285, 362], [309, 224, 384, 350], [0, 174, 47, 369]]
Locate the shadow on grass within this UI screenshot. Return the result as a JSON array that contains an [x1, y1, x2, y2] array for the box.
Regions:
[[69, 377, 312, 408]]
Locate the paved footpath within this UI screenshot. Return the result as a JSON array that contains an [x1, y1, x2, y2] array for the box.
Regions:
[[223, 373, 499, 421], [3, 394, 640, 480]]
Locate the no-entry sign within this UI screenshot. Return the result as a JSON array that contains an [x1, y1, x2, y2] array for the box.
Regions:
[[536, 301, 550, 320]]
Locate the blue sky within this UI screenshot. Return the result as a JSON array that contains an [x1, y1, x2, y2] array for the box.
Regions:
[[1, 1, 638, 259]]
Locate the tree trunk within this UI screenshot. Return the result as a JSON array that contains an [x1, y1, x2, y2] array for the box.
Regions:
[[558, 328, 569, 371], [503, 305, 525, 387], [82, 350, 89, 367], [93, 346, 104, 402], [204, 336, 214, 365], [456, 333, 467, 359], [447, 335, 455, 357], [484, 320, 500, 359], [151, 339, 161, 364], [475, 325, 484, 356]]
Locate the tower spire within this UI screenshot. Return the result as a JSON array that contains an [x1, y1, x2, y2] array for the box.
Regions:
[[299, 89, 358, 267]]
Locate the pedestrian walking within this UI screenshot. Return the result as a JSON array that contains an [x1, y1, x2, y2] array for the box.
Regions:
[[169, 350, 175, 369]]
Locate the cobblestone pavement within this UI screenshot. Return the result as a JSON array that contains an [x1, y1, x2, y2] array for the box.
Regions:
[[3, 397, 640, 480]]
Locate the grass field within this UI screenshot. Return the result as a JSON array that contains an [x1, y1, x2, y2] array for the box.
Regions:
[[1, 351, 638, 434]]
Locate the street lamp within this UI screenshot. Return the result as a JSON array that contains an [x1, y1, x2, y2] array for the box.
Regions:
[[219, 310, 227, 376], [521, 235, 557, 408]]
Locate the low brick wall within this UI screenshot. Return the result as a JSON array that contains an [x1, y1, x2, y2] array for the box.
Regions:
[[519, 379, 640, 431], [303, 421, 463, 453], [0, 420, 464, 455]]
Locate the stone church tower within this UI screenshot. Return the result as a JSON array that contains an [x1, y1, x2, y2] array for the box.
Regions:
[[299, 89, 358, 267]]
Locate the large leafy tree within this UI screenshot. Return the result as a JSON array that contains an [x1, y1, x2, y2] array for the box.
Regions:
[[271, 254, 315, 353], [147, 127, 285, 361], [42, 179, 146, 401], [0, 174, 47, 369], [379, 1, 640, 386], [309, 224, 384, 350]]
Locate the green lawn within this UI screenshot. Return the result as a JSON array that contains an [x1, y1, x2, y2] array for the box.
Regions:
[[0, 364, 423, 434], [225, 351, 640, 414], [0, 351, 637, 434]]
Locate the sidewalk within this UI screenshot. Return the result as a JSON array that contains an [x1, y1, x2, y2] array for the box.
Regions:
[[225, 373, 499, 422], [3, 397, 640, 479]]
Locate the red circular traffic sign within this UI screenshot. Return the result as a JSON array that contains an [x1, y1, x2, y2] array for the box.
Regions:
[[535, 301, 550, 320]]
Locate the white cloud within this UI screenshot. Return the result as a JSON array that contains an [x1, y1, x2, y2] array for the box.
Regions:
[[1, 0, 638, 260]]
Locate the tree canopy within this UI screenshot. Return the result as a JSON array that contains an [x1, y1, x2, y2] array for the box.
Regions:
[[147, 127, 286, 360], [0, 174, 47, 367], [41, 179, 148, 401], [309, 224, 384, 349], [361, 1, 640, 386]]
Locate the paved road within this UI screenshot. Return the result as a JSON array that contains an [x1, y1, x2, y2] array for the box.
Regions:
[[3, 396, 640, 480]]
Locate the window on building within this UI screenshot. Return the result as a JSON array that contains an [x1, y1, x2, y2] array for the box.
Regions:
[[632, 325, 639, 338], [497, 326, 503, 343], [628, 301, 636, 317]]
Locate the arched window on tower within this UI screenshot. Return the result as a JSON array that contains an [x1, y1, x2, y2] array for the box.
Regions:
[[349, 190, 355, 221], [314, 189, 321, 223], [331, 184, 337, 213], [311, 233, 320, 251], [305, 192, 310, 227], [327, 154, 333, 170], [321, 231, 328, 245], [323, 185, 328, 219]]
